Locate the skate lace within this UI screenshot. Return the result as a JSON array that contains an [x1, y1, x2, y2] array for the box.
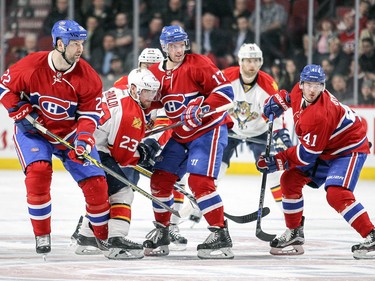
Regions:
[[363, 231, 375, 245], [169, 225, 182, 240], [145, 228, 163, 243], [36, 235, 50, 247], [203, 231, 219, 244], [276, 229, 293, 243]]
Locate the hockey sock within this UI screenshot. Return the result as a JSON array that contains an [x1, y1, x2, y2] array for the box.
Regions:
[[189, 173, 224, 228], [25, 161, 52, 236], [150, 170, 179, 226], [79, 176, 110, 240], [327, 186, 374, 237]]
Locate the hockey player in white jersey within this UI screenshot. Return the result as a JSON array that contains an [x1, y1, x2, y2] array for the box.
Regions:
[[74, 68, 161, 260], [220, 43, 292, 210]]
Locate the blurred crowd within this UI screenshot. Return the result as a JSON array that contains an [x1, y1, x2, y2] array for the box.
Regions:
[[3, 0, 375, 105]]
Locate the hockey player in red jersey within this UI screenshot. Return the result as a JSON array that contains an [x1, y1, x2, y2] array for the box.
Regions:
[[257, 64, 375, 259], [143, 25, 235, 259], [116, 47, 191, 251], [220, 43, 292, 210], [0, 20, 110, 256]]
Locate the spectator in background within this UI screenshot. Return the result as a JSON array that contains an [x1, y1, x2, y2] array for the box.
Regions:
[[269, 59, 282, 85], [249, 0, 287, 69], [292, 34, 319, 72], [359, 16, 375, 54], [184, 0, 196, 31], [328, 37, 351, 76], [82, 15, 104, 61], [315, 18, 337, 63], [358, 79, 374, 105], [233, 0, 251, 19], [331, 74, 353, 104], [90, 33, 121, 75], [279, 59, 299, 92], [232, 15, 254, 58], [42, 0, 69, 35], [359, 37, 375, 81], [17, 33, 38, 59], [359, 0, 371, 31], [123, 36, 147, 74], [201, 12, 233, 69], [338, 10, 355, 57], [162, 0, 186, 26], [142, 15, 164, 49], [110, 12, 133, 60], [321, 58, 335, 93], [83, 0, 114, 30], [101, 55, 125, 91]]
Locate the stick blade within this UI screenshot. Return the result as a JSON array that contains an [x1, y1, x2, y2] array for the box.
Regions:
[[255, 229, 276, 242], [224, 207, 270, 224]]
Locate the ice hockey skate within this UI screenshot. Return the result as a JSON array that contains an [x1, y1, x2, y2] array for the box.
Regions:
[[143, 221, 170, 256], [270, 217, 305, 256], [197, 220, 234, 259], [74, 233, 102, 255], [70, 215, 83, 245], [352, 229, 375, 259], [168, 224, 188, 251], [35, 234, 51, 255], [105, 236, 144, 260]]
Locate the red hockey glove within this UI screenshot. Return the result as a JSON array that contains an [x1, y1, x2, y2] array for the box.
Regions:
[[273, 128, 293, 153], [8, 101, 43, 134], [68, 132, 95, 163], [256, 154, 288, 174], [263, 90, 291, 119], [181, 97, 210, 130]]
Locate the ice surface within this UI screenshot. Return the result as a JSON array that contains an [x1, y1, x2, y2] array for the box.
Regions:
[[0, 170, 374, 281]]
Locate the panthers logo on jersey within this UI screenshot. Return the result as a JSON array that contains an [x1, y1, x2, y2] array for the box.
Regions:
[[229, 100, 258, 130]]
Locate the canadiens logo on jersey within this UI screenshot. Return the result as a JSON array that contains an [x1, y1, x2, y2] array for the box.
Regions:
[[161, 94, 186, 118], [132, 117, 142, 129], [30, 94, 74, 120]]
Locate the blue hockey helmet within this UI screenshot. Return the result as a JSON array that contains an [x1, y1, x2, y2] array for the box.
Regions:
[[159, 25, 190, 52], [51, 20, 87, 47], [300, 64, 326, 84]]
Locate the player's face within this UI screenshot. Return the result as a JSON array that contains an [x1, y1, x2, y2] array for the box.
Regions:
[[65, 40, 84, 63], [167, 42, 186, 64], [240, 58, 262, 78], [302, 82, 324, 103], [139, 89, 157, 108]]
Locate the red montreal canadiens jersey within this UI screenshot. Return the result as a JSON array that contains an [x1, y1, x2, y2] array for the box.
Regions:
[[95, 88, 146, 167], [279, 84, 370, 168], [0, 51, 102, 144], [148, 54, 234, 143]]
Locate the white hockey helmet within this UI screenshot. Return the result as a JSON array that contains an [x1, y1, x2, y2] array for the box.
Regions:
[[237, 43, 263, 65], [128, 68, 160, 106], [138, 48, 164, 67]]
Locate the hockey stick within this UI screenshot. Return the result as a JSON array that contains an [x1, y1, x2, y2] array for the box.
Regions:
[[25, 116, 180, 218], [256, 113, 277, 241], [133, 165, 270, 224], [228, 133, 266, 145], [145, 102, 234, 137]]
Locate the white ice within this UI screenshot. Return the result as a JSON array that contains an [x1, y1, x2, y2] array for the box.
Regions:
[[0, 170, 374, 281]]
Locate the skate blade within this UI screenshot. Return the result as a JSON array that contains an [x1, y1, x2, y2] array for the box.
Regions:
[[270, 245, 304, 256], [353, 249, 375, 260], [169, 242, 187, 251], [144, 245, 169, 256], [74, 245, 102, 255], [105, 248, 144, 260], [197, 247, 234, 259]]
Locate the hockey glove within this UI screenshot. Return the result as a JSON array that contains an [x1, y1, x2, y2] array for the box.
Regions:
[[256, 154, 288, 174], [68, 132, 95, 163], [263, 90, 291, 119], [8, 101, 42, 134], [273, 128, 293, 153], [137, 138, 161, 168], [181, 96, 210, 130]]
